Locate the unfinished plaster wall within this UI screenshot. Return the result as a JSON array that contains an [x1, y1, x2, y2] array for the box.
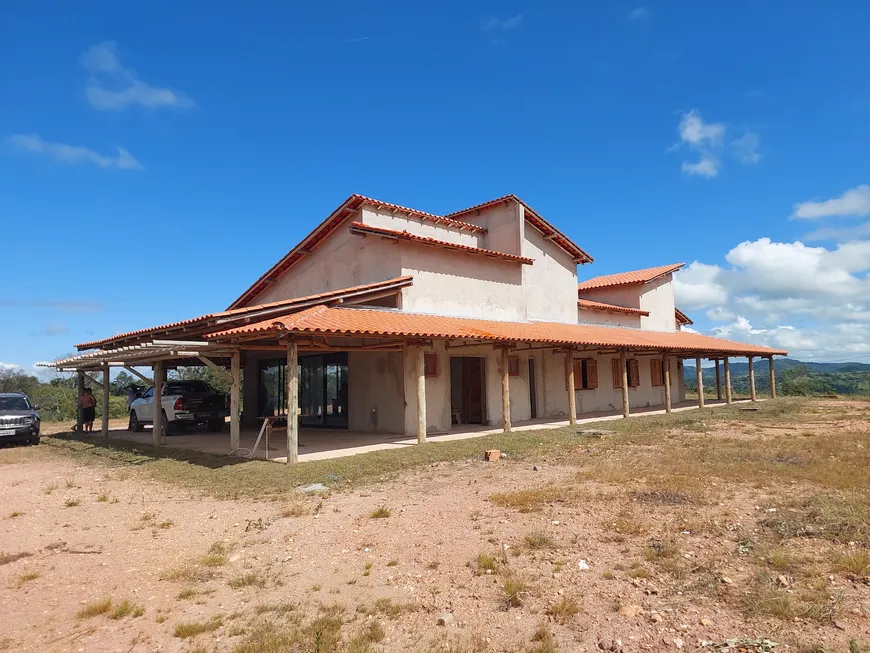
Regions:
[[400, 248, 526, 321], [639, 276, 677, 332], [248, 228, 403, 306], [577, 309, 642, 328], [523, 224, 579, 324], [359, 206, 482, 248], [577, 284, 642, 310], [460, 201, 523, 257], [347, 351, 405, 434]]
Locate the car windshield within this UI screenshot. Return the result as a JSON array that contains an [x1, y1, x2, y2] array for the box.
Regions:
[[164, 381, 210, 395], [0, 396, 31, 411]]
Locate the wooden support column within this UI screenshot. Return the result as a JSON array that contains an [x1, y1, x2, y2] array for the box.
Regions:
[[101, 364, 110, 437], [76, 370, 85, 433], [663, 354, 672, 413], [620, 351, 630, 418], [152, 361, 164, 446], [715, 360, 722, 400], [286, 340, 299, 463], [696, 355, 704, 409], [229, 351, 241, 451], [566, 350, 577, 425], [724, 357, 732, 405], [768, 357, 777, 399], [501, 347, 512, 433], [416, 349, 427, 444], [748, 356, 757, 402]]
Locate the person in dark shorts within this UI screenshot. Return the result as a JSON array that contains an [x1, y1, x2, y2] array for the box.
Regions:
[[80, 387, 97, 433]]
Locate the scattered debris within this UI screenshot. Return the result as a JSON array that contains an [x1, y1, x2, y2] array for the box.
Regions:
[[436, 613, 454, 626], [707, 639, 778, 653], [484, 450, 500, 462], [296, 483, 329, 494], [532, 465, 542, 471], [577, 559, 590, 571]]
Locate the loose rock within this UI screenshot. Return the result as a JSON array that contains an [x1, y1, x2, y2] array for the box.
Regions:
[[437, 613, 454, 627]]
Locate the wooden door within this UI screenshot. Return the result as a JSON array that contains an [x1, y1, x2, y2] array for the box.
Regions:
[[462, 358, 485, 424]]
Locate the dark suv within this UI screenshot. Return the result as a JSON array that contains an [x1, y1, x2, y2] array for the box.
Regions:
[[0, 393, 41, 445]]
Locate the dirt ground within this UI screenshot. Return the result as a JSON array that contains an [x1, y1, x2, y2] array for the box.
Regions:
[[1, 399, 868, 653]]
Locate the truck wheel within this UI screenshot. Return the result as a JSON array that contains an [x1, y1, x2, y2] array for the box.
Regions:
[[28, 434, 40, 446], [207, 419, 224, 432], [129, 411, 144, 432]]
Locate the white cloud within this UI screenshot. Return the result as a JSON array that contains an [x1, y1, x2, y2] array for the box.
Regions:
[[628, 7, 649, 21], [80, 41, 195, 111], [678, 110, 724, 148], [0, 361, 19, 372], [791, 184, 870, 220], [731, 132, 761, 164], [681, 155, 720, 178], [483, 15, 523, 31], [673, 261, 728, 309], [705, 307, 735, 322], [7, 134, 141, 170], [803, 222, 870, 242]]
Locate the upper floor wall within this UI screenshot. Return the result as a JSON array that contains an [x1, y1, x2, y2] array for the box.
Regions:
[[577, 273, 679, 332]]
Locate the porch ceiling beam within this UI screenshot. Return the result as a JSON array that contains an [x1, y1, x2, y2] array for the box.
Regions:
[[123, 366, 154, 386], [197, 356, 233, 382]]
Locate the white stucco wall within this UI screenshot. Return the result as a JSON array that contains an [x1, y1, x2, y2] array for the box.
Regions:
[[400, 247, 527, 321], [359, 206, 483, 248], [348, 351, 405, 434], [577, 309, 642, 328], [248, 226, 403, 306], [522, 223, 580, 323], [639, 276, 677, 332]]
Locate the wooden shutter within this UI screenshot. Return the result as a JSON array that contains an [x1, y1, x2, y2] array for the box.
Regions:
[[628, 359, 639, 387], [586, 359, 598, 389], [572, 360, 582, 390], [424, 353, 438, 377], [651, 360, 663, 387], [612, 358, 621, 388], [508, 356, 520, 376]]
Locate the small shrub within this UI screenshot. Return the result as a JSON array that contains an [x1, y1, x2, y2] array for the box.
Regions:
[[174, 615, 222, 638], [43, 483, 58, 495], [370, 506, 391, 519], [78, 597, 113, 618]]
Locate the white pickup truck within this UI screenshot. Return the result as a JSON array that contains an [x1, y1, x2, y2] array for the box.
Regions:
[[129, 380, 228, 434]]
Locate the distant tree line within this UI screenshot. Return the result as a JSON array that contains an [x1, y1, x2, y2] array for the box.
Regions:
[[684, 361, 870, 397]]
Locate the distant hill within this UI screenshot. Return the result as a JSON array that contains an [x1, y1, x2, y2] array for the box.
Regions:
[[683, 358, 870, 396]]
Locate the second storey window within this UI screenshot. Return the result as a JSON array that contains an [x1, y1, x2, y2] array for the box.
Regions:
[[612, 358, 639, 388]]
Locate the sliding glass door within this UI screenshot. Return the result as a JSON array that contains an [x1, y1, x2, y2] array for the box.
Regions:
[[258, 353, 348, 428]]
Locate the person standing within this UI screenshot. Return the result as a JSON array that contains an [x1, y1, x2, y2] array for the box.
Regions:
[[80, 388, 97, 433]]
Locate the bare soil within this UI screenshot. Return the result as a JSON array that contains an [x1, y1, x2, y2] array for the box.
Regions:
[[1, 399, 869, 653]]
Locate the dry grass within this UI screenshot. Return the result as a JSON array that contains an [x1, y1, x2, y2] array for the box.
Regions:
[[233, 612, 343, 653], [501, 576, 530, 608], [0, 551, 32, 566], [174, 615, 223, 639], [522, 531, 557, 550], [280, 501, 310, 518], [110, 600, 145, 619], [475, 553, 498, 575], [545, 597, 580, 624], [228, 572, 266, 589], [63, 498, 80, 508], [358, 597, 416, 620], [77, 597, 113, 618], [741, 571, 836, 623], [369, 506, 391, 519], [835, 550, 870, 576], [15, 570, 40, 588], [529, 623, 558, 653]]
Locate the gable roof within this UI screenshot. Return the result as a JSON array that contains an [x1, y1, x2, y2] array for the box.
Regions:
[[675, 308, 694, 325], [228, 193, 593, 309], [76, 276, 413, 351], [578, 299, 649, 317], [577, 263, 685, 291], [348, 222, 534, 264], [207, 305, 787, 357], [445, 194, 594, 265]]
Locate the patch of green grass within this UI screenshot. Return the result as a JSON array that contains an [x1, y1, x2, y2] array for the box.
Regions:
[[77, 597, 113, 618], [16, 570, 40, 588], [228, 572, 266, 589], [174, 615, 222, 639], [523, 531, 556, 550], [63, 498, 80, 508], [369, 506, 391, 519], [110, 600, 145, 619]]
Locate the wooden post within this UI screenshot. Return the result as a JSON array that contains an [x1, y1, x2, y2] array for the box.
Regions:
[[663, 354, 671, 413], [101, 364, 110, 436], [501, 347, 511, 432], [748, 356, 757, 402], [696, 356, 704, 408], [715, 360, 722, 400], [566, 350, 577, 425], [152, 361, 164, 446], [76, 370, 85, 433], [416, 349, 427, 443], [724, 357, 732, 405], [230, 350, 241, 451], [286, 340, 299, 463], [768, 357, 776, 399], [620, 351, 630, 418]]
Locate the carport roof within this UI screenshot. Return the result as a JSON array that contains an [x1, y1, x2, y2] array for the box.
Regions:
[[207, 305, 787, 357]]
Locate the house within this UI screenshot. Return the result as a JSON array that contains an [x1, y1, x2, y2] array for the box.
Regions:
[[50, 193, 786, 461]]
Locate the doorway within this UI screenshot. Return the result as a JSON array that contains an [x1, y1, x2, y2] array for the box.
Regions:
[[528, 358, 537, 419], [258, 353, 348, 429], [450, 357, 486, 425]]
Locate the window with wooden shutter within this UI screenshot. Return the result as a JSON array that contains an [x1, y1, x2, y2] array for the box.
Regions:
[[628, 359, 639, 387], [424, 353, 438, 377], [651, 359, 663, 387], [586, 359, 598, 389], [508, 356, 520, 376], [612, 358, 621, 388]]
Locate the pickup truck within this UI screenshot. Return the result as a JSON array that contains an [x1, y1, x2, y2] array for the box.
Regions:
[[129, 380, 228, 434]]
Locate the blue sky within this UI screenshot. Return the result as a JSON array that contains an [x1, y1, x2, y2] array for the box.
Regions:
[[2, 1, 870, 375]]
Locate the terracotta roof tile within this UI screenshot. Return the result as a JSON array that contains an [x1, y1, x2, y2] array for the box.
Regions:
[[578, 263, 685, 291], [349, 222, 534, 264], [208, 306, 787, 356], [75, 276, 413, 350], [578, 299, 649, 317]]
